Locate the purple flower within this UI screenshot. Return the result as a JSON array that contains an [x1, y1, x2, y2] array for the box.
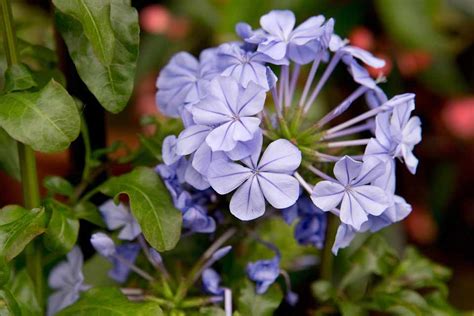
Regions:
[[108, 243, 141, 283], [208, 139, 301, 220], [156, 49, 220, 118], [218, 43, 285, 90], [330, 34, 386, 69], [202, 268, 225, 296], [331, 224, 357, 255], [247, 256, 280, 294], [47, 247, 90, 316], [99, 200, 141, 241], [162, 135, 181, 165], [294, 210, 327, 249], [182, 205, 216, 233], [253, 10, 327, 64], [365, 97, 422, 174], [90, 232, 116, 257], [190, 76, 266, 152], [311, 156, 390, 230]]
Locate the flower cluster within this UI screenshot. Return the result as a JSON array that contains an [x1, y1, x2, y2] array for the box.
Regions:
[[156, 9, 421, 255]]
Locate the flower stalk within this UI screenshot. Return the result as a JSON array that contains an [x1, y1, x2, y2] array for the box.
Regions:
[[1, 0, 43, 306]]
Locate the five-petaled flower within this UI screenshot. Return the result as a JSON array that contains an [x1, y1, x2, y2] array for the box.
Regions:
[[311, 156, 390, 230], [209, 138, 301, 220]]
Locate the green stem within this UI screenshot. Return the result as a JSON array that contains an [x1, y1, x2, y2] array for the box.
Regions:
[[320, 214, 339, 281], [1, 0, 43, 305]]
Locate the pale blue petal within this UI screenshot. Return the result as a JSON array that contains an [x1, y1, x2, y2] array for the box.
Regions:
[[290, 15, 325, 45], [230, 176, 266, 221], [348, 59, 376, 89], [192, 96, 232, 126], [162, 135, 180, 165], [185, 162, 210, 190], [311, 181, 344, 211], [192, 143, 228, 176], [206, 121, 238, 151], [47, 289, 80, 316], [183, 207, 216, 233], [108, 243, 140, 283], [351, 185, 390, 216], [232, 117, 261, 143], [99, 200, 130, 230], [258, 172, 299, 209], [353, 158, 387, 185], [340, 193, 368, 230], [202, 268, 224, 295], [333, 156, 362, 185], [257, 39, 288, 60], [258, 139, 302, 173], [331, 224, 357, 255], [208, 159, 252, 194], [260, 10, 295, 40], [237, 81, 266, 116], [226, 129, 262, 161], [209, 76, 240, 114], [342, 46, 385, 68], [176, 125, 211, 156]]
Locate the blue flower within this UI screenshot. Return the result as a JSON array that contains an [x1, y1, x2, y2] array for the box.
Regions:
[[294, 210, 327, 249], [47, 247, 90, 316], [99, 200, 141, 241], [209, 139, 301, 220], [365, 97, 422, 174], [252, 10, 327, 64], [90, 232, 116, 257], [108, 243, 141, 283], [182, 205, 216, 233], [247, 255, 280, 294], [162, 135, 181, 165], [190, 76, 266, 152], [218, 43, 285, 90], [156, 49, 220, 118], [202, 268, 225, 296], [311, 156, 390, 230]]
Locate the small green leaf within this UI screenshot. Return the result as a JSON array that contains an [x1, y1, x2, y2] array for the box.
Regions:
[[8, 270, 41, 316], [0, 205, 47, 261], [53, 0, 139, 113], [238, 280, 283, 316], [0, 80, 81, 153], [0, 256, 10, 285], [4, 63, 37, 92], [44, 199, 79, 253], [99, 167, 182, 251], [43, 176, 75, 197], [339, 235, 398, 290], [0, 289, 21, 316], [338, 301, 367, 316], [199, 306, 226, 316], [57, 287, 163, 315], [312, 280, 336, 302], [73, 201, 105, 227], [0, 127, 20, 181]]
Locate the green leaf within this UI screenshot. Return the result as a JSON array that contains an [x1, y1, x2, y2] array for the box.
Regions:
[[0, 289, 21, 316], [73, 201, 105, 227], [339, 301, 367, 316], [53, 0, 139, 113], [3, 63, 37, 92], [0, 205, 47, 261], [238, 280, 283, 316], [43, 176, 75, 197], [0, 256, 10, 285], [312, 280, 336, 302], [44, 199, 79, 253], [0, 128, 20, 181], [7, 270, 41, 316], [198, 307, 226, 316], [57, 287, 163, 315], [99, 167, 182, 251], [0, 80, 81, 153], [339, 235, 398, 290]]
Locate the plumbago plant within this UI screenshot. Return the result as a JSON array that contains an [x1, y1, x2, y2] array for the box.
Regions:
[[0, 1, 462, 315]]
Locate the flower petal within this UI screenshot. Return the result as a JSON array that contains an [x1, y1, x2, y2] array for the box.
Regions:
[[311, 181, 345, 211], [351, 185, 389, 216], [232, 117, 261, 142], [340, 192, 369, 230], [206, 121, 238, 151], [208, 159, 252, 194], [353, 158, 387, 185], [238, 81, 266, 116], [192, 96, 232, 126], [260, 10, 295, 40], [290, 15, 325, 45], [230, 176, 266, 220], [333, 156, 362, 185], [185, 162, 210, 190], [176, 125, 211, 156], [258, 172, 299, 209], [258, 139, 302, 173]]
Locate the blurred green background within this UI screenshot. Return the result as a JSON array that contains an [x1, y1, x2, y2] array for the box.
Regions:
[[1, 0, 473, 310]]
